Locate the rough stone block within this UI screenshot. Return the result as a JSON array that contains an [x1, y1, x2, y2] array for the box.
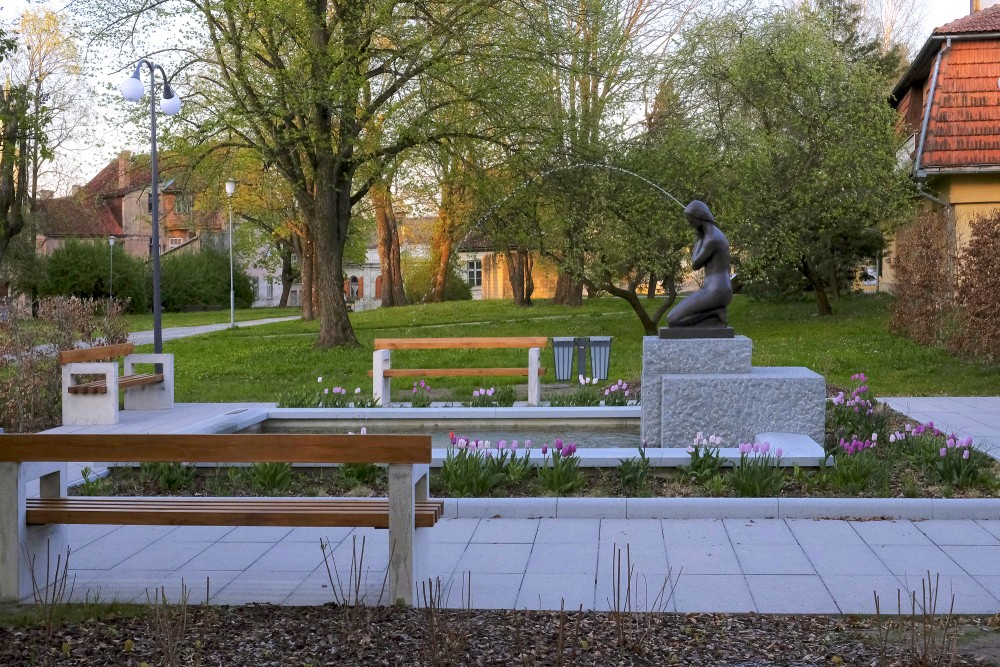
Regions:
[[641, 336, 752, 446], [652, 367, 825, 448], [123, 354, 174, 410]]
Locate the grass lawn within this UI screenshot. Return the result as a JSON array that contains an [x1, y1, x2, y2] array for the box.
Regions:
[[146, 294, 999, 402], [122, 306, 300, 332]]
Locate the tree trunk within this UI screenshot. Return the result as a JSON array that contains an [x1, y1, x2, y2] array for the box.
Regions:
[[646, 274, 657, 299], [504, 249, 525, 305], [313, 183, 358, 348], [553, 271, 583, 306], [800, 258, 833, 316], [278, 243, 294, 307], [372, 180, 407, 307], [523, 252, 534, 306], [430, 230, 454, 303], [300, 234, 314, 321]]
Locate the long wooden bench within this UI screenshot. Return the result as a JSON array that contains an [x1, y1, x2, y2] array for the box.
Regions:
[[0, 433, 440, 606], [59, 343, 174, 424], [370, 336, 548, 407]]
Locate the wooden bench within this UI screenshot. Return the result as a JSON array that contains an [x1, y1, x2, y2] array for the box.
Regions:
[[0, 433, 440, 606], [370, 337, 548, 407], [58, 344, 174, 425]]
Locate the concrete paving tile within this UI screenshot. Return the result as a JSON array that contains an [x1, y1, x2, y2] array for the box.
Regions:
[[460, 572, 523, 609], [745, 575, 838, 613], [917, 521, 1000, 545], [734, 543, 815, 575], [724, 519, 798, 545], [851, 521, 933, 546], [526, 542, 598, 574], [940, 546, 1000, 576], [157, 570, 241, 605], [168, 526, 236, 542], [517, 573, 596, 611], [870, 545, 966, 577], [786, 519, 865, 545], [897, 573, 1000, 615], [76, 570, 179, 604], [673, 575, 755, 613], [535, 518, 601, 544], [212, 571, 311, 605], [325, 535, 389, 573], [424, 542, 469, 577], [70, 527, 179, 570], [471, 519, 538, 544], [800, 543, 891, 576], [183, 542, 274, 571], [661, 519, 729, 545], [115, 541, 212, 571], [282, 527, 354, 544], [665, 542, 742, 575], [457, 543, 532, 574], [246, 541, 326, 572], [821, 575, 906, 614], [425, 519, 480, 544], [597, 541, 668, 577], [66, 524, 121, 549], [600, 519, 665, 545], [218, 526, 293, 542]]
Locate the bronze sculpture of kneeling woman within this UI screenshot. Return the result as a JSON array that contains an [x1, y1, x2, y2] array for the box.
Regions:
[[665, 200, 733, 334]]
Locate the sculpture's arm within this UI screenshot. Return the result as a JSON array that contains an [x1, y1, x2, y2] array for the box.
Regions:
[[691, 239, 716, 271]]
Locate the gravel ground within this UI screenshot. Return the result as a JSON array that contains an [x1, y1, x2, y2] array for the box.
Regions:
[[0, 605, 992, 666]]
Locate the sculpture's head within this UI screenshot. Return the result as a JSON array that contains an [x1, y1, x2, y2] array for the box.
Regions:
[[683, 200, 715, 230]]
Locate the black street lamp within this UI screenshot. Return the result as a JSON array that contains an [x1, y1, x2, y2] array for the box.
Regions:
[[120, 60, 182, 353]]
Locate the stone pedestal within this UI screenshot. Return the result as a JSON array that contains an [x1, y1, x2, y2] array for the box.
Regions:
[[641, 336, 825, 448]]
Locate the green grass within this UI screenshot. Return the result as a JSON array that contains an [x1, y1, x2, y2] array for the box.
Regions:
[[145, 294, 1000, 403], [123, 306, 300, 332]]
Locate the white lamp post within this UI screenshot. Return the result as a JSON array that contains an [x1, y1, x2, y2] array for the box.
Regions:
[[120, 60, 182, 354], [108, 235, 116, 300], [226, 179, 236, 328]]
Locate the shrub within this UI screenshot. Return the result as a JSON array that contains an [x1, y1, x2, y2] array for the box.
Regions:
[[888, 210, 955, 346], [951, 211, 1000, 363], [403, 255, 472, 303], [159, 249, 254, 312], [39, 241, 150, 313]]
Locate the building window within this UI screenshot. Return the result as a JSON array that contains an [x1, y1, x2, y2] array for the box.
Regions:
[[147, 194, 153, 213], [175, 192, 194, 213], [169, 237, 183, 248], [467, 259, 482, 287], [251, 277, 260, 296], [349, 276, 359, 299], [266, 279, 274, 300]]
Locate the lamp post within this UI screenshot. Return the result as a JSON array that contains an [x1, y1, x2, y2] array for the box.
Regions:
[[120, 60, 182, 354], [225, 179, 236, 329], [108, 235, 116, 300]]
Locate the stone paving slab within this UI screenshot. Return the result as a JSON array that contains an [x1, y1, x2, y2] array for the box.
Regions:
[[882, 397, 1000, 457], [48, 518, 1000, 614]]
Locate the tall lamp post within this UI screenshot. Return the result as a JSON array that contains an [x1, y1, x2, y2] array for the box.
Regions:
[[120, 61, 182, 354], [108, 235, 116, 300], [225, 180, 236, 328]]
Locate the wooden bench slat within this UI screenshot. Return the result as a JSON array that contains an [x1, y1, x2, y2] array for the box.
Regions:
[[67, 373, 164, 395], [0, 434, 432, 464], [374, 337, 548, 350], [26, 498, 442, 528], [367, 367, 547, 378], [58, 343, 135, 364]]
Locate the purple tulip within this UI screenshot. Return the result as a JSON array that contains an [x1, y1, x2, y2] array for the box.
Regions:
[[541, 445, 548, 455], [963, 449, 971, 460]]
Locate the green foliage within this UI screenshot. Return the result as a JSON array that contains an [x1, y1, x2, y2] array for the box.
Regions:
[[827, 373, 890, 453], [618, 448, 651, 497], [404, 255, 471, 303], [702, 474, 727, 497], [467, 385, 516, 407], [409, 380, 433, 407], [39, 241, 150, 313], [504, 450, 534, 484], [341, 463, 381, 487], [829, 450, 877, 495], [537, 443, 582, 496], [140, 462, 196, 493], [548, 383, 601, 407], [686, 436, 725, 484], [251, 462, 292, 494], [729, 451, 785, 498], [76, 466, 109, 496], [440, 448, 505, 497], [160, 250, 254, 312]]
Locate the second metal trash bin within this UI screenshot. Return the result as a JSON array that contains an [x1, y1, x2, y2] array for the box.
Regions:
[[588, 336, 612, 381], [552, 337, 576, 381]]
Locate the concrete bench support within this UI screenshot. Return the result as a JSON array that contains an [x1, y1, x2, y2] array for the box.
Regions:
[[387, 463, 428, 606], [373, 349, 392, 407], [528, 347, 541, 407], [62, 362, 119, 425], [123, 353, 174, 410], [0, 461, 67, 603]]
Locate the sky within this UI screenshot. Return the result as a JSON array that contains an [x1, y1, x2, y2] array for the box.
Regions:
[[0, 0, 978, 191]]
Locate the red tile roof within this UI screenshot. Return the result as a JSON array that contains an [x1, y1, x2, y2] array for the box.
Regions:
[[935, 6, 1000, 35], [36, 196, 124, 238]]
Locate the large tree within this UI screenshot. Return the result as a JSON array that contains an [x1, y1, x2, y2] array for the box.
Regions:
[[0, 27, 30, 281], [78, 0, 528, 347], [679, 7, 910, 315]]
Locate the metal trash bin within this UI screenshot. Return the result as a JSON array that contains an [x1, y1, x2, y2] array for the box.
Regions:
[[588, 336, 612, 381], [552, 337, 577, 381]]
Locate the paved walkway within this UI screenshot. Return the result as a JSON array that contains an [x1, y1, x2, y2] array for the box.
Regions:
[[55, 518, 1000, 614], [129, 316, 299, 345], [883, 397, 1000, 458]]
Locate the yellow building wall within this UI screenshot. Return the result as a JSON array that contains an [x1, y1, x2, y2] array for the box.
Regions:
[[481, 252, 559, 300]]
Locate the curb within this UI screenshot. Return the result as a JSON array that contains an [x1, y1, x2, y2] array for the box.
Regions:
[[441, 497, 1000, 520]]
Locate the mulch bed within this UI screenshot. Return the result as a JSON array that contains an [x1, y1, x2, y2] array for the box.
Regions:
[[0, 605, 990, 666]]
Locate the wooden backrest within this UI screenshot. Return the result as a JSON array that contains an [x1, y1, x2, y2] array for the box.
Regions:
[[58, 343, 135, 365], [0, 433, 432, 464], [374, 337, 548, 350]]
